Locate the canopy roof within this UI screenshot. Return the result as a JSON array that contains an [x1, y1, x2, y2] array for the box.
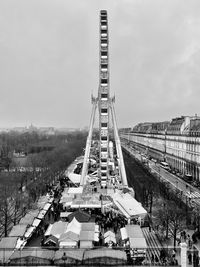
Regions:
[[10, 249, 55, 260], [54, 249, 84, 261], [68, 173, 81, 184], [129, 237, 147, 249], [44, 221, 68, 238], [19, 210, 38, 225], [9, 225, 27, 237], [0, 250, 14, 263], [68, 210, 91, 223], [125, 225, 144, 238], [113, 192, 147, 219], [66, 217, 82, 235], [79, 231, 94, 241], [24, 226, 36, 239], [0, 237, 18, 249], [104, 230, 115, 238], [37, 209, 47, 220], [84, 249, 127, 260], [32, 218, 41, 227], [44, 236, 59, 246], [59, 232, 79, 242], [68, 187, 83, 194], [59, 241, 77, 248], [82, 222, 95, 232]]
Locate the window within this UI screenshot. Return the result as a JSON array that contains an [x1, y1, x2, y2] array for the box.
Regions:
[[101, 147, 107, 152], [101, 158, 107, 162], [101, 64, 108, 69], [101, 52, 107, 57], [101, 136, 107, 141], [101, 39, 107, 44], [101, 123, 107, 127], [101, 30, 107, 34], [101, 166, 107, 170], [101, 108, 107, 113], [101, 94, 108, 98], [101, 15, 107, 20], [101, 79, 108, 83]]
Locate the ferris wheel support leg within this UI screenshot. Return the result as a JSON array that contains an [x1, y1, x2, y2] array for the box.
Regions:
[[110, 101, 128, 187], [80, 98, 97, 186]]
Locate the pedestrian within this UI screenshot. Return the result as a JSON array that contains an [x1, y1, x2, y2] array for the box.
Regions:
[[172, 249, 176, 258], [149, 225, 151, 232], [151, 253, 155, 264], [155, 254, 159, 264], [188, 252, 192, 265]]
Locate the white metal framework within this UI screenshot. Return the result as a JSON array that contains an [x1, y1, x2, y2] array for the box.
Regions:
[[80, 10, 128, 189]]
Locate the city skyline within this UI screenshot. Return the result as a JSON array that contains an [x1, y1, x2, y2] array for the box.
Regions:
[[0, 0, 200, 128]]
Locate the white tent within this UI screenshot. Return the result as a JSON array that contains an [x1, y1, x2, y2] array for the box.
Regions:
[[59, 232, 79, 242], [113, 192, 147, 219], [59, 240, 77, 248], [37, 209, 47, 220], [24, 226, 36, 239], [68, 173, 81, 184], [66, 217, 81, 235], [120, 227, 128, 240], [104, 231, 116, 244], [104, 231, 115, 239], [32, 218, 41, 227], [67, 187, 83, 194], [94, 232, 99, 242], [129, 237, 147, 249], [104, 235, 116, 244], [43, 203, 51, 211], [44, 221, 68, 238]]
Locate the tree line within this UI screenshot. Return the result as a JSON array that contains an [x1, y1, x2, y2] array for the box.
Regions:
[[0, 130, 87, 237]]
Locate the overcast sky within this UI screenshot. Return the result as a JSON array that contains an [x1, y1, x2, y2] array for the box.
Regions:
[[0, 0, 200, 128]]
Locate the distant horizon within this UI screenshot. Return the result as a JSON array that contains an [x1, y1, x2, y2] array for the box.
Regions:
[[0, 112, 199, 130]]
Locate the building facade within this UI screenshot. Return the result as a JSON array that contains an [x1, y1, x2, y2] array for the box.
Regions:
[[120, 116, 200, 182]]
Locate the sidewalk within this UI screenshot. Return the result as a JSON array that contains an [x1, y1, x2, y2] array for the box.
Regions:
[[161, 229, 200, 267]]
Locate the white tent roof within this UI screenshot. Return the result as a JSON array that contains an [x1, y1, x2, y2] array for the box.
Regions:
[[68, 187, 83, 194], [113, 192, 147, 219], [59, 240, 77, 248], [59, 232, 79, 242], [44, 221, 68, 238], [104, 231, 115, 238], [120, 227, 128, 240], [94, 232, 99, 242], [24, 226, 35, 239], [37, 209, 47, 219], [104, 235, 116, 244], [43, 203, 51, 211], [45, 224, 53, 236], [66, 217, 81, 235], [68, 173, 81, 184], [15, 239, 27, 249], [32, 218, 41, 227], [129, 237, 147, 249], [95, 225, 100, 233], [9, 225, 27, 237], [126, 225, 144, 238]]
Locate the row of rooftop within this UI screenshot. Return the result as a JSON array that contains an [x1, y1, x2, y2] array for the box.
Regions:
[[121, 115, 200, 136]]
